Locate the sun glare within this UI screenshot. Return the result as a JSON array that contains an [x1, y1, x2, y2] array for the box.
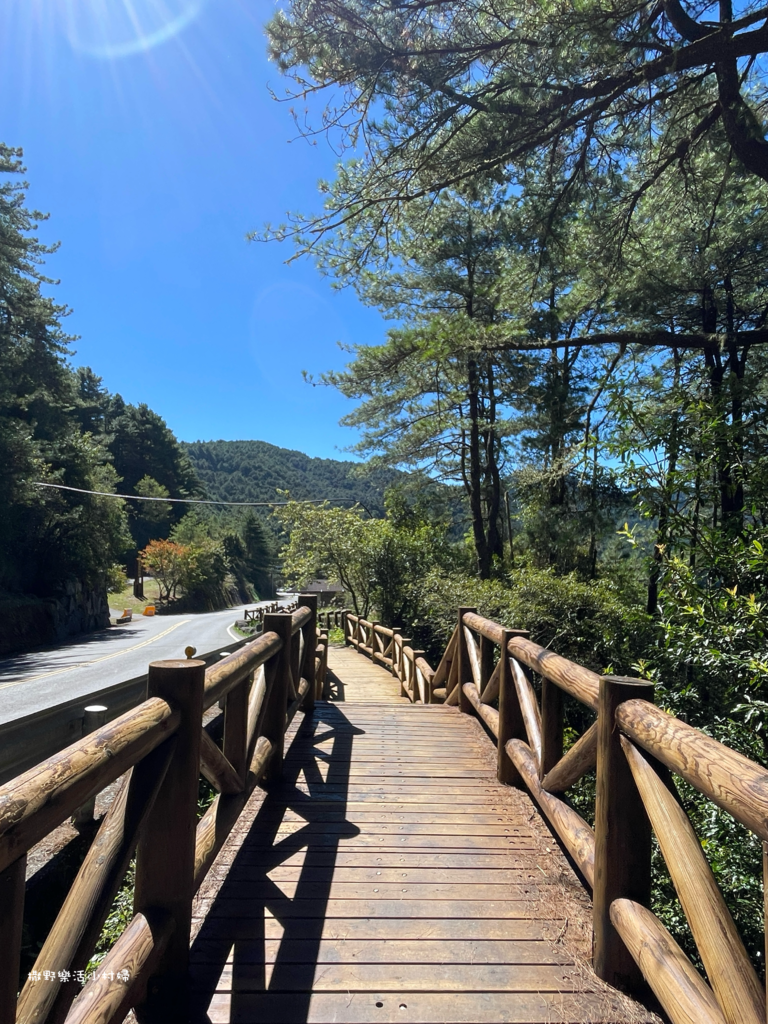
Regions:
[[58, 0, 207, 58]]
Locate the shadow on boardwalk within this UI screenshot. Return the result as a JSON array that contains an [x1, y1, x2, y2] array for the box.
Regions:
[[189, 648, 660, 1024], [191, 705, 364, 1022]]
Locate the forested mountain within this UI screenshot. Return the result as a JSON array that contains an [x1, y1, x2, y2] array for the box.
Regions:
[[182, 439, 404, 515]]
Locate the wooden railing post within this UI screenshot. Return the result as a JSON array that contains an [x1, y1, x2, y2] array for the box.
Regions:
[[133, 658, 205, 1024], [261, 613, 292, 782], [497, 632, 524, 786], [540, 679, 564, 780], [391, 629, 402, 678], [457, 607, 476, 715], [399, 638, 411, 688], [593, 674, 654, 994], [0, 853, 26, 1024], [299, 594, 318, 713], [343, 610, 350, 646], [479, 634, 494, 696], [223, 678, 248, 787]]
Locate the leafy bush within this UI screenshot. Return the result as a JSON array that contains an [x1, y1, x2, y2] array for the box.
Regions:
[[411, 566, 653, 672], [105, 563, 128, 595]]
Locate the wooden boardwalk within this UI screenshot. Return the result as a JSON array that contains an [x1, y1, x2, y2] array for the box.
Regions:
[[190, 647, 655, 1023]]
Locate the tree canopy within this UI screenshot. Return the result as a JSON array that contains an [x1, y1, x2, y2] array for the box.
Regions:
[[266, 0, 768, 266]]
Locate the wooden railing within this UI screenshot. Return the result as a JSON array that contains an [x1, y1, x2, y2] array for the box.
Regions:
[[344, 612, 438, 703], [242, 598, 298, 626], [346, 605, 768, 1024], [317, 608, 344, 630], [0, 596, 325, 1024]]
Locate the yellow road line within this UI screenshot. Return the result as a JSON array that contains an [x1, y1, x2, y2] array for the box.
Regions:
[[0, 620, 190, 691]]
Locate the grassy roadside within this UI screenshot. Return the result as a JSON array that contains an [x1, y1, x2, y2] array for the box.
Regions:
[[107, 578, 163, 619]]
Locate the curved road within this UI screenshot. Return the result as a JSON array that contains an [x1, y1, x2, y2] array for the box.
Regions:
[[0, 601, 289, 727]]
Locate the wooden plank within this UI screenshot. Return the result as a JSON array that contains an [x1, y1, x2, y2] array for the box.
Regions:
[[195, 880, 547, 900], [195, 897, 545, 918], [233, 852, 546, 870], [269, 822, 537, 836], [238, 834, 538, 850], [192, 917, 555, 941], [259, 810, 537, 825], [192, 937, 568, 964], [285, 786, 512, 798], [198, 961, 586, 991], [202, 991, 639, 1024], [255, 866, 548, 883]]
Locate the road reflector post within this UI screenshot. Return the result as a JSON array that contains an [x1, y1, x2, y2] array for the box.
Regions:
[[73, 706, 108, 826]]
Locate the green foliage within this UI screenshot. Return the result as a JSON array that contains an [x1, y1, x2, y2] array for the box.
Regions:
[[274, 495, 451, 623], [0, 148, 132, 599], [177, 540, 234, 612], [105, 563, 128, 595], [182, 439, 401, 515], [264, 0, 768, 271], [107, 398, 201, 555], [412, 566, 651, 671], [169, 506, 275, 603], [140, 535, 237, 611], [88, 862, 135, 971]]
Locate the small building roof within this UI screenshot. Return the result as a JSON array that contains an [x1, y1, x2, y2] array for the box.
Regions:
[[302, 580, 345, 594]]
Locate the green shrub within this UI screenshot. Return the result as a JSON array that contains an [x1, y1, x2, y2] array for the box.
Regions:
[[411, 566, 653, 673]]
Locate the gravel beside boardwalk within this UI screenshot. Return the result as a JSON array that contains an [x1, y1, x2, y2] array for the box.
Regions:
[[189, 647, 659, 1023]]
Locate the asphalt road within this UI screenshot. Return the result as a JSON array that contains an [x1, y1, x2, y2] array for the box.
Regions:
[[0, 600, 290, 727]]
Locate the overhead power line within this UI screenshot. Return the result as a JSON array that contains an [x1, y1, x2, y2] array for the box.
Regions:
[[33, 482, 364, 508]]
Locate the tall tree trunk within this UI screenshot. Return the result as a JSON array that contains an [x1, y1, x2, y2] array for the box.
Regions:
[[466, 356, 490, 577], [588, 435, 599, 580], [484, 358, 503, 567], [647, 350, 680, 615], [724, 276, 745, 535], [702, 284, 742, 542]]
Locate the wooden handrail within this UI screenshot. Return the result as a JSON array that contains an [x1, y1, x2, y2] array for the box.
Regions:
[[16, 742, 175, 1024], [291, 605, 313, 633], [0, 594, 320, 1024], [616, 698, 768, 842], [8, 595, 768, 1024], [349, 605, 768, 1024], [66, 909, 175, 1024], [203, 630, 282, 709], [622, 736, 763, 1024], [0, 699, 179, 872], [507, 634, 600, 710]]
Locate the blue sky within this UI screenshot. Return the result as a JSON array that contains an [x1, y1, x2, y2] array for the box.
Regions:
[[2, 0, 387, 458]]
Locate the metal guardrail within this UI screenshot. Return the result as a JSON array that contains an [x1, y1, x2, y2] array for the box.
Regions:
[[0, 636, 248, 786]]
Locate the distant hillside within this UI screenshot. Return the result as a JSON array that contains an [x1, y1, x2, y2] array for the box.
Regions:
[[182, 439, 403, 515]]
